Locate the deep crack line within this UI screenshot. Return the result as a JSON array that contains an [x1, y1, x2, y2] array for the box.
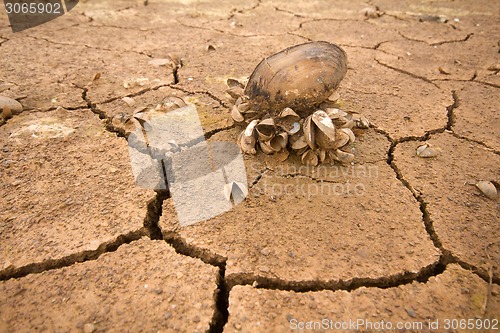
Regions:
[[430, 33, 473, 46], [387, 139, 499, 285], [446, 90, 459, 130], [225, 259, 443, 293], [0, 230, 147, 281]]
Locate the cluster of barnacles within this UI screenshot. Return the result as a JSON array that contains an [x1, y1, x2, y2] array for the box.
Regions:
[[227, 81, 369, 166]]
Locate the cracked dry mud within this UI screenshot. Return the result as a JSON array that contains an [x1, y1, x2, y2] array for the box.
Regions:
[[0, 0, 498, 332]]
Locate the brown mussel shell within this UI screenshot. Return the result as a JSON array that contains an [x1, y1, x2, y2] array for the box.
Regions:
[[244, 41, 348, 117]]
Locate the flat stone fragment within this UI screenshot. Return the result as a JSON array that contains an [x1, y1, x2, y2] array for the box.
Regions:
[[0, 238, 219, 333], [393, 132, 500, 278], [159, 128, 438, 285], [225, 264, 499, 333], [0, 108, 154, 278], [452, 82, 500, 151]]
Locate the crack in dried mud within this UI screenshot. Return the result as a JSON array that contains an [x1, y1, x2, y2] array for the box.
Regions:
[[375, 58, 439, 87], [274, 6, 305, 18], [226, 261, 445, 292], [0, 229, 147, 281], [397, 31, 474, 47], [382, 92, 499, 284]]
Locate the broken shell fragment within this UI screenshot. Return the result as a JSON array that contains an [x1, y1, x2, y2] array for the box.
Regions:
[[122, 96, 136, 107], [325, 108, 347, 120], [231, 105, 245, 122], [279, 107, 300, 120], [353, 113, 370, 129], [333, 149, 355, 164], [312, 110, 336, 149], [334, 129, 350, 148], [226, 86, 245, 101], [224, 181, 248, 204], [301, 149, 319, 166], [227, 78, 245, 88], [340, 128, 355, 144], [475, 181, 498, 200], [276, 107, 301, 133], [327, 91, 340, 103], [270, 132, 288, 151], [416, 144, 440, 158], [318, 149, 327, 163], [290, 133, 308, 150], [259, 140, 275, 154], [288, 122, 301, 134], [303, 115, 316, 150], [255, 118, 275, 141], [156, 96, 187, 112]]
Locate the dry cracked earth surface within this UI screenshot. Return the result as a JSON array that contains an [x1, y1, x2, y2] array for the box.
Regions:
[[0, 0, 499, 332]]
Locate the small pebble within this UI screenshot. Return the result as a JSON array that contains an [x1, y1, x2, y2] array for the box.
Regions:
[[122, 96, 136, 107], [260, 248, 271, 256], [83, 323, 96, 333], [438, 66, 450, 75], [405, 308, 417, 318], [148, 58, 171, 67]]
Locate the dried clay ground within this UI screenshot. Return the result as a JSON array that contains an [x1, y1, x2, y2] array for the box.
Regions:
[[0, 0, 499, 332]]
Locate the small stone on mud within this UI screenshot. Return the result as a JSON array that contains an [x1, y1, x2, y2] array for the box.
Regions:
[[259, 266, 270, 272], [83, 323, 96, 333], [438, 67, 451, 75], [405, 308, 417, 318], [260, 248, 271, 256], [148, 58, 171, 67], [487, 64, 500, 71], [122, 97, 136, 107], [416, 144, 440, 158]]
